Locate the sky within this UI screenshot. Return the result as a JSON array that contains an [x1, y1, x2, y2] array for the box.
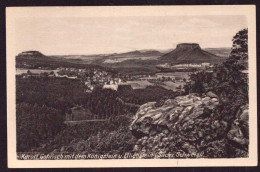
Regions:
[[15, 15, 247, 55]]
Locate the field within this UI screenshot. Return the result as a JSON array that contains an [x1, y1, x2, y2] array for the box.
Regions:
[[120, 80, 153, 89], [16, 68, 59, 75], [161, 81, 185, 91], [204, 47, 231, 58], [155, 72, 190, 79], [104, 56, 160, 63], [119, 72, 189, 91]]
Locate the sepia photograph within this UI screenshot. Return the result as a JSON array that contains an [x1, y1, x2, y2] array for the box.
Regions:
[[6, 5, 257, 167]]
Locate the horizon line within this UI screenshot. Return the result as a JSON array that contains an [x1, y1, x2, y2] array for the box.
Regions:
[[18, 46, 232, 56]]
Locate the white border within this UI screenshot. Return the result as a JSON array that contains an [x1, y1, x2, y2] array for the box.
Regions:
[[6, 5, 257, 168]]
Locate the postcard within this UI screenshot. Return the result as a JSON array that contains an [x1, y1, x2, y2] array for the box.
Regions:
[[6, 5, 257, 167]]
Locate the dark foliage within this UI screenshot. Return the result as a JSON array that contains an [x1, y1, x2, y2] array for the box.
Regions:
[[34, 115, 136, 154], [16, 75, 175, 153], [16, 77, 86, 112], [118, 85, 179, 105], [84, 88, 131, 118], [16, 103, 63, 152]]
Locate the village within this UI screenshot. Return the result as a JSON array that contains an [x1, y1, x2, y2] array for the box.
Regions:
[[16, 65, 194, 93], [157, 62, 212, 70]]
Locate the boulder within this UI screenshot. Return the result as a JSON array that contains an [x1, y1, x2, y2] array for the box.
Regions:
[[227, 104, 249, 156]]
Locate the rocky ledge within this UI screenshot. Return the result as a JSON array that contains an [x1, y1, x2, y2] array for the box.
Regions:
[[130, 93, 248, 158]]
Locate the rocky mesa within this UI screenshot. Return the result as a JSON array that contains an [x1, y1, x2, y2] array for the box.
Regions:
[[160, 43, 221, 64]]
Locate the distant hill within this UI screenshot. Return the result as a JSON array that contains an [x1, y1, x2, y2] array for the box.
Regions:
[[51, 50, 163, 65], [117, 50, 162, 56], [204, 47, 231, 58], [160, 43, 223, 64], [15, 51, 105, 70]]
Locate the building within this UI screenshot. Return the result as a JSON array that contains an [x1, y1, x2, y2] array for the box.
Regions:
[[201, 62, 211, 67], [103, 84, 118, 91], [65, 106, 93, 121]]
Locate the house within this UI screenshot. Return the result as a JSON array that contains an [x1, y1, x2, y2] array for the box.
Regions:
[[103, 84, 118, 91], [65, 106, 93, 121], [57, 74, 68, 78], [201, 62, 211, 67]]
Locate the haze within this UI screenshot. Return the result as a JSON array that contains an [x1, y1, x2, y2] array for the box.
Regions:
[[15, 16, 247, 55]]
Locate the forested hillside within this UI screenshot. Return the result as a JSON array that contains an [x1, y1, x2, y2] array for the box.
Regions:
[[16, 76, 178, 153]]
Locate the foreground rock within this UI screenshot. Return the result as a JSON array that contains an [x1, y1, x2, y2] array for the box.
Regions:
[[227, 104, 249, 157], [130, 94, 248, 158], [130, 94, 219, 138]]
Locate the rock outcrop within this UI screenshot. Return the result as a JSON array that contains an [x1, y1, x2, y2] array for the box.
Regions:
[[130, 94, 219, 138], [227, 104, 249, 157], [130, 94, 249, 158]]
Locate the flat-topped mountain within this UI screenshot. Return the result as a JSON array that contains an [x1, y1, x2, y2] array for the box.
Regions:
[[160, 43, 220, 63], [176, 43, 200, 49], [16, 51, 46, 59]]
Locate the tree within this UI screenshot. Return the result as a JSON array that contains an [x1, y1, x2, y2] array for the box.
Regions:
[[186, 28, 248, 95], [230, 28, 248, 61], [16, 103, 63, 152]]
